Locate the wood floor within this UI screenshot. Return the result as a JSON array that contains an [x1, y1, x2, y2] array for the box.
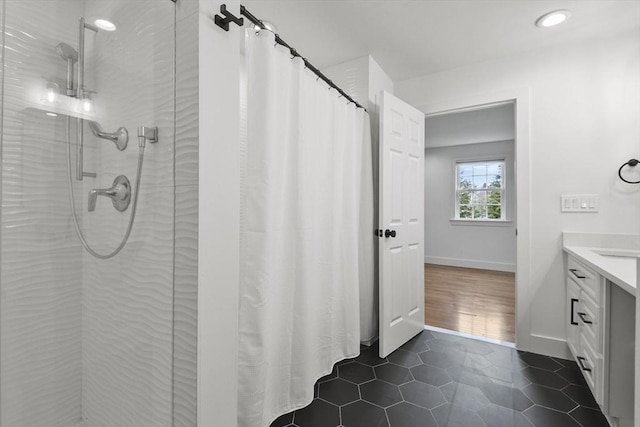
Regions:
[[424, 263, 515, 343]]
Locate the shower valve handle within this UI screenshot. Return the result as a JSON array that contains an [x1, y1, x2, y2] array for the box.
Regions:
[[88, 175, 131, 212]]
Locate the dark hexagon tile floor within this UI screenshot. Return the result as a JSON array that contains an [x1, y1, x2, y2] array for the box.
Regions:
[[269, 329, 609, 427]]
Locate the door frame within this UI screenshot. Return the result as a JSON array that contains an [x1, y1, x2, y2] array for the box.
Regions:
[[415, 87, 531, 350]]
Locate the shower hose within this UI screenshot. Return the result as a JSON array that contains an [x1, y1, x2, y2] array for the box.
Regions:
[[65, 116, 145, 259]]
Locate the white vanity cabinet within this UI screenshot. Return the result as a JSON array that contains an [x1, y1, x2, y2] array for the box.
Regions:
[[565, 251, 636, 427], [566, 256, 605, 403]]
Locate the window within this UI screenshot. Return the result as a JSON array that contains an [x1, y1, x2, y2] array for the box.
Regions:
[[455, 159, 505, 220]]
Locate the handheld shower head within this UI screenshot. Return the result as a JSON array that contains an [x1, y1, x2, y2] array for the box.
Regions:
[[56, 42, 78, 96], [56, 42, 78, 62]]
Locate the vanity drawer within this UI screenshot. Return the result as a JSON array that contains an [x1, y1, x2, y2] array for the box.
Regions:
[[566, 278, 581, 357], [578, 291, 602, 353], [567, 257, 600, 302], [579, 331, 602, 404]]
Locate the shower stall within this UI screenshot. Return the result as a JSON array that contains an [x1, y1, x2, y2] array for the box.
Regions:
[[0, 0, 198, 426]]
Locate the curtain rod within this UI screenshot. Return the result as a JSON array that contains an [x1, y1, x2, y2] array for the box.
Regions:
[[239, 5, 366, 111]]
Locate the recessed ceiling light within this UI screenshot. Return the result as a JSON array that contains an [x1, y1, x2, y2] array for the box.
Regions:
[[94, 18, 116, 32], [536, 10, 571, 27], [536, 10, 571, 28], [45, 112, 58, 117]]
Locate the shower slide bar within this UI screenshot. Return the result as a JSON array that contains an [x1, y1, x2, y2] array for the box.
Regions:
[[76, 17, 98, 180], [58, 18, 129, 180]]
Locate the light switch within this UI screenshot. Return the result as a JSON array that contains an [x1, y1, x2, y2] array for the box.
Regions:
[[561, 194, 598, 213]]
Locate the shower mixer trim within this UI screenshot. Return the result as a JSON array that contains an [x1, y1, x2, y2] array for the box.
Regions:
[[58, 15, 161, 259], [88, 175, 131, 212]]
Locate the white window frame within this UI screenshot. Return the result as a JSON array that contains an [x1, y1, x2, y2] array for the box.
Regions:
[[453, 158, 507, 222]]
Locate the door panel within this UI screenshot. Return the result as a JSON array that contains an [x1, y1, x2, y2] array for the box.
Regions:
[[379, 91, 425, 358]]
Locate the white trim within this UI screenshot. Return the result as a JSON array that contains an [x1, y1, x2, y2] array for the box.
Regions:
[[417, 87, 532, 352], [198, 2, 241, 426], [450, 219, 512, 227], [424, 100, 515, 118], [425, 256, 515, 273], [529, 334, 573, 360], [424, 325, 516, 347]]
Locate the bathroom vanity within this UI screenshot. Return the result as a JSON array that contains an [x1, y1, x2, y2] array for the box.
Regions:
[[563, 233, 638, 427]]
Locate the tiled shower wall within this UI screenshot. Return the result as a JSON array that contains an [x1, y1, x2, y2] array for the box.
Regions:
[[0, 0, 198, 425], [173, 0, 200, 425], [1, 1, 85, 425]]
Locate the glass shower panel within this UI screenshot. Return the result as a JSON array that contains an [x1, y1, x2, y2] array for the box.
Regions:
[[0, 1, 194, 426]]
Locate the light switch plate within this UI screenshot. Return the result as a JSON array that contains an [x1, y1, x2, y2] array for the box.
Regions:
[[561, 194, 598, 213]]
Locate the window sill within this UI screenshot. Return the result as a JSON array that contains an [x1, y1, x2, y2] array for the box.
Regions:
[[450, 219, 513, 227]]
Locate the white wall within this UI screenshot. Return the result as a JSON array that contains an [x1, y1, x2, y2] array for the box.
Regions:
[[426, 103, 515, 149], [425, 140, 516, 272], [197, 0, 240, 426], [396, 30, 640, 357], [323, 56, 369, 107]]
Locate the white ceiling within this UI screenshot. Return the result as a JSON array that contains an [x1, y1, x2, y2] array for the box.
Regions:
[[241, 0, 640, 81]]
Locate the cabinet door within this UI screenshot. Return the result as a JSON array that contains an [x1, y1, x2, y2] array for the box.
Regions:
[[566, 278, 581, 356], [579, 331, 602, 404]]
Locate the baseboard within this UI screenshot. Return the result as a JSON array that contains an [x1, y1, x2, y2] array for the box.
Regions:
[[527, 334, 572, 360], [424, 256, 516, 273]]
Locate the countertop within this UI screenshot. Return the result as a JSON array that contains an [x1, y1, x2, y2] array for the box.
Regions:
[[563, 245, 637, 296]]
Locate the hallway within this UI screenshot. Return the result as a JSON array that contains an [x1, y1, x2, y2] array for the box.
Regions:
[[425, 264, 516, 343]]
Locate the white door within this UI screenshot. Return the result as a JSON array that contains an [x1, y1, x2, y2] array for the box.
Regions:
[[378, 91, 425, 358]]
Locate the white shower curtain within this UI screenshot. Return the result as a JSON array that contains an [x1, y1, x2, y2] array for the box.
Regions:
[[238, 30, 374, 427]]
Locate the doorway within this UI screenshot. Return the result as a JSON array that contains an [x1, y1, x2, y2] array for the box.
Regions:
[[423, 102, 517, 343]]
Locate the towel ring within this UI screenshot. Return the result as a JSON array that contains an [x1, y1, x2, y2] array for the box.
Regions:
[[618, 159, 640, 184]]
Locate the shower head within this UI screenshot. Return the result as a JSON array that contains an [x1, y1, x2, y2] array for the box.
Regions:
[[56, 42, 78, 63], [56, 42, 78, 96]]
